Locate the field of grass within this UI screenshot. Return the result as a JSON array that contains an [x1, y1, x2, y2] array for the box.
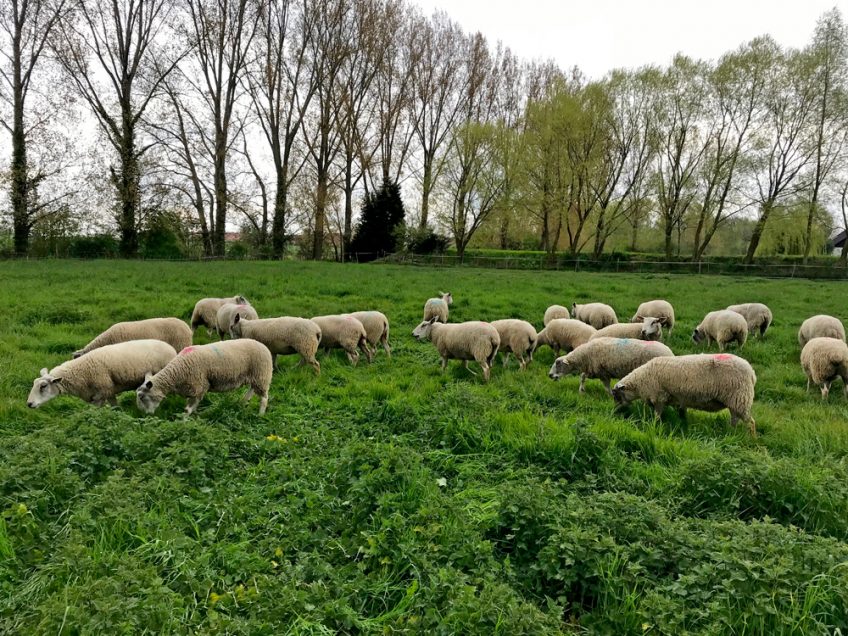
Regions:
[[2, 260, 848, 634]]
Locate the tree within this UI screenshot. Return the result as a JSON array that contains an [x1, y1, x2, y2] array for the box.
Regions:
[[744, 44, 817, 263], [802, 9, 848, 263], [348, 179, 405, 260], [182, 0, 259, 256], [0, 0, 69, 254], [54, 0, 180, 256]]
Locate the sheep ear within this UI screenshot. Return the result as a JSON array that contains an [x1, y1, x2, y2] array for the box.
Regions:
[[51, 377, 62, 385], [40, 368, 48, 377], [634, 315, 643, 322], [429, 317, 438, 324], [234, 313, 241, 324], [144, 380, 153, 389]]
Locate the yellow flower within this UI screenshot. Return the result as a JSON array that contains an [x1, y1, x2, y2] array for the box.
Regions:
[[292, 436, 299, 443], [274, 547, 283, 557], [642, 624, 651, 632], [271, 560, 279, 568], [16, 503, 28, 515], [266, 434, 279, 441], [209, 592, 222, 604]]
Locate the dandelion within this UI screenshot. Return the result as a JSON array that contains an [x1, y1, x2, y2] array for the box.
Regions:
[[16, 503, 28, 515], [274, 547, 283, 557], [292, 436, 299, 443], [209, 592, 222, 604]]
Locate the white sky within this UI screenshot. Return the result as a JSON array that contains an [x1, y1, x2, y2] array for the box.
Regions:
[[412, 0, 848, 79]]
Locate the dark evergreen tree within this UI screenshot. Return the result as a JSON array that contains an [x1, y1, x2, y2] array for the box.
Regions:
[[349, 180, 406, 261]]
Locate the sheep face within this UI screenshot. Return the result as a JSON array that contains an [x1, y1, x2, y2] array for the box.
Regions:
[[641, 318, 662, 340], [612, 382, 637, 408], [548, 356, 572, 380], [136, 373, 165, 414], [235, 295, 248, 305], [412, 318, 437, 341], [229, 313, 245, 338], [440, 292, 453, 305], [692, 328, 705, 344], [72, 350, 85, 359], [27, 368, 62, 408]]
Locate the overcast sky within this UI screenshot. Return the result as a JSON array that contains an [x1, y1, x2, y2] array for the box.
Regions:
[[412, 0, 848, 78]]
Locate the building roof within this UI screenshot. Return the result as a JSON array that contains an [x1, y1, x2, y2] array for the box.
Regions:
[[833, 230, 847, 249]]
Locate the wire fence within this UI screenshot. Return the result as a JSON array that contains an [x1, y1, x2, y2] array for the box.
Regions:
[[381, 253, 848, 281]]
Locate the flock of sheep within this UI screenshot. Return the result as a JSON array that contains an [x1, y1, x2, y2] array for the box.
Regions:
[[26, 291, 848, 437]]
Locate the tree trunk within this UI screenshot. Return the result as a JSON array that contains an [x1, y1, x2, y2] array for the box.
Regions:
[[343, 152, 354, 260], [840, 237, 847, 266], [744, 201, 774, 264], [11, 51, 29, 255], [213, 136, 228, 257], [115, 112, 139, 257], [663, 222, 673, 260], [271, 162, 289, 258], [312, 172, 328, 260], [420, 157, 433, 229]]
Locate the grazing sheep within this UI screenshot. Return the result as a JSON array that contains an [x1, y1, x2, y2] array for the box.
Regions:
[[543, 305, 570, 326], [535, 319, 596, 356], [412, 318, 500, 382], [216, 303, 259, 339], [423, 292, 453, 323], [726, 303, 773, 338], [590, 318, 663, 342], [73, 317, 191, 358], [572, 302, 618, 330], [490, 319, 538, 370], [311, 315, 372, 366], [692, 310, 748, 351], [798, 315, 846, 348], [191, 295, 248, 335], [28, 340, 176, 408], [230, 314, 322, 375], [631, 300, 675, 335], [136, 339, 273, 415], [800, 337, 848, 399], [548, 337, 673, 395], [346, 310, 391, 357], [612, 353, 757, 435]]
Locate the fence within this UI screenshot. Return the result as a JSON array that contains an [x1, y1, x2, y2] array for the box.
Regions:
[[381, 253, 848, 281]]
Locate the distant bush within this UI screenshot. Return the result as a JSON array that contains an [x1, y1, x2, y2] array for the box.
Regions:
[[68, 234, 119, 258], [403, 226, 450, 254], [227, 241, 250, 259], [140, 222, 184, 260]]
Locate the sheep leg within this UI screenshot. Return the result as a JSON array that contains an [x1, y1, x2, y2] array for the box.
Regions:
[[502, 352, 510, 368], [731, 411, 757, 436], [481, 362, 490, 382], [677, 407, 687, 420], [652, 401, 666, 420], [107, 396, 118, 407], [206, 327, 214, 338], [243, 388, 255, 402], [822, 383, 830, 400], [382, 336, 391, 357], [463, 360, 478, 376], [271, 353, 278, 369], [258, 391, 269, 415], [518, 353, 527, 371], [185, 396, 202, 415], [440, 357, 448, 373], [360, 342, 373, 364], [306, 357, 321, 376], [806, 377, 811, 393], [578, 373, 586, 393], [601, 378, 612, 397]]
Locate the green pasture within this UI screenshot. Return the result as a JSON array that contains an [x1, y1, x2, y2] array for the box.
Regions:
[[1, 260, 847, 634]]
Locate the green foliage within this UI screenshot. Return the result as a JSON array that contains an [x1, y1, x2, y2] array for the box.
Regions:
[[68, 234, 119, 258], [350, 180, 406, 262], [401, 225, 450, 254], [2, 260, 848, 633], [139, 212, 186, 260]]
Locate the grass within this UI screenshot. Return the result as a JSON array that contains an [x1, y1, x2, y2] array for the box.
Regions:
[[1, 260, 848, 634]]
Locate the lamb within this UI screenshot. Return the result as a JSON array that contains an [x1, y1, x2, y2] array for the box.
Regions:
[[798, 315, 846, 347], [543, 305, 570, 326], [423, 292, 453, 323], [216, 302, 259, 339], [548, 337, 673, 395], [692, 310, 748, 351], [590, 318, 663, 342], [611, 353, 757, 435], [535, 319, 596, 356], [191, 295, 249, 335], [800, 337, 848, 400], [345, 310, 391, 357], [27, 340, 176, 408], [311, 314, 372, 366], [726, 303, 773, 338], [136, 339, 273, 415], [412, 318, 500, 382], [490, 319, 537, 370], [631, 300, 675, 336], [572, 302, 618, 329], [230, 314, 322, 375], [72, 317, 191, 358]]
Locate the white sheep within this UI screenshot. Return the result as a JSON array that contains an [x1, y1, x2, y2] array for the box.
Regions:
[[543, 305, 570, 326], [230, 314, 322, 375], [572, 302, 618, 330], [548, 337, 673, 395], [692, 310, 748, 351], [216, 302, 259, 339], [612, 353, 757, 435], [311, 315, 372, 366], [726, 303, 773, 338], [800, 337, 848, 400], [798, 315, 846, 347], [423, 292, 453, 323], [631, 300, 675, 335], [73, 317, 191, 358], [535, 319, 596, 356], [490, 319, 537, 370], [345, 310, 391, 357], [27, 340, 177, 408], [136, 339, 273, 415], [412, 318, 500, 382], [191, 295, 248, 335], [590, 318, 663, 341]]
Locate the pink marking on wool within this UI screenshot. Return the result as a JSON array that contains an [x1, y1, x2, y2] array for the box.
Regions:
[[180, 346, 195, 355], [714, 354, 732, 361]]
